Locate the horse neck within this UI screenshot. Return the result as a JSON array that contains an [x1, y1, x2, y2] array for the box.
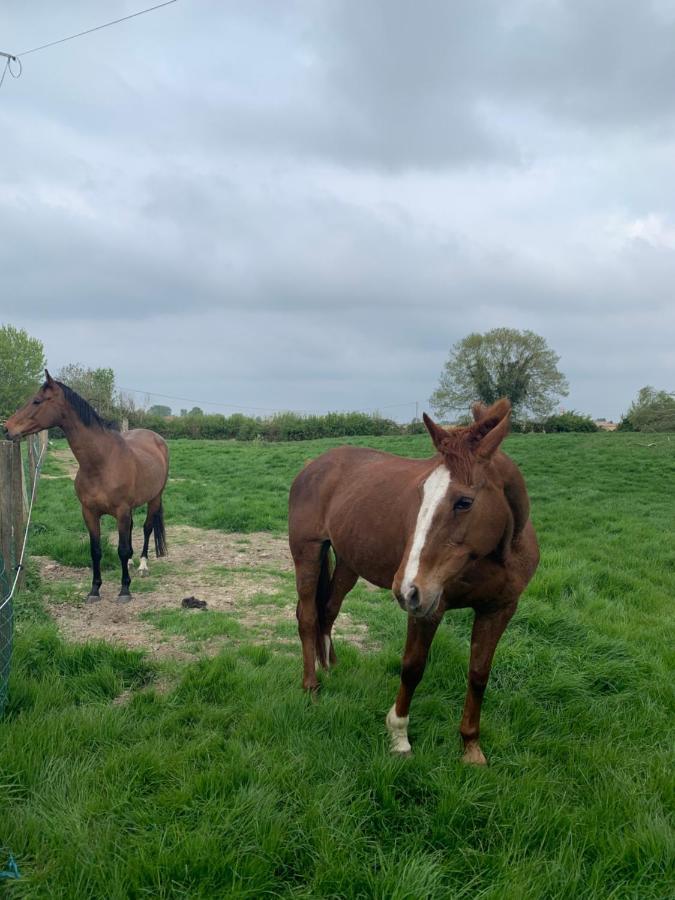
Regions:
[[59, 406, 117, 473]]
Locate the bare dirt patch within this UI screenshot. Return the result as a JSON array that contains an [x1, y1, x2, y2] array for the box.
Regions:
[[42, 524, 378, 659], [46, 445, 79, 479]]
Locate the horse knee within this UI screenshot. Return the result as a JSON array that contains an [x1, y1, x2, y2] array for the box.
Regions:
[[401, 657, 426, 689], [468, 668, 489, 693], [296, 608, 316, 637]]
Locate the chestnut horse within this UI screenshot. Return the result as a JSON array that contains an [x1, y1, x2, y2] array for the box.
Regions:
[[288, 399, 539, 764], [5, 371, 168, 602]]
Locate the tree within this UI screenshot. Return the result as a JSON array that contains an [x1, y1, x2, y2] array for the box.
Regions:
[[148, 404, 172, 417], [56, 364, 116, 417], [0, 324, 46, 419], [188, 406, 204, 416], [621, 386, 675, 432], [430, 328, 569, 420]]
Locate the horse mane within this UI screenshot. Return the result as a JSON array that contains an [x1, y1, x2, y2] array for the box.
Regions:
[[52, 380, 119, 431], [433, 400, 512, 484], [435, 429, 476, 484]]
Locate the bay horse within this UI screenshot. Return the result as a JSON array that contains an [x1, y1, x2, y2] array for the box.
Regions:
[[288, 399, 539, 764], [5, 371, 169, 603]]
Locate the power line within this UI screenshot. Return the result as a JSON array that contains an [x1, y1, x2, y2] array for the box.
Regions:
[[0, 54, 21, 90], [118, 386, 312, 415], [118, 385, 419, 418], [18, 1, 178, 57]]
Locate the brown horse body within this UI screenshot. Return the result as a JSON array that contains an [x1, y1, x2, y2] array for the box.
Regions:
[[5, 372, 168, 602], [289, 399, 539, 764]]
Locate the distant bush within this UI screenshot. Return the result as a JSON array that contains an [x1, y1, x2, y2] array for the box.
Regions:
[[540, 411, 599, 433], [128, 410, 414, 441], [123, 408, 609, 441]]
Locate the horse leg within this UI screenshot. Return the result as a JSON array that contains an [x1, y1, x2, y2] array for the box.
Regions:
[[83, 507, 103, 603], [139, 495, 161, 576], [116, 510, 134, 602], [293, 540, 326, 693], [459, 603, 516, 765], [386, 611, 442, 755], [320, 557, 358, 668]]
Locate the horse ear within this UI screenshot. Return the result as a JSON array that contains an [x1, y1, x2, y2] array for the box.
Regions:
[[468, 398, 512, 459], [471, 402, 487, 422], [45, 369, 54, 386], [422, 412, 451, 453]]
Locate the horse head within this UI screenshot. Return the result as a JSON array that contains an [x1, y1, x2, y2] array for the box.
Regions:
[[4, 370, 66, 439], [392, 398, 513, 618]]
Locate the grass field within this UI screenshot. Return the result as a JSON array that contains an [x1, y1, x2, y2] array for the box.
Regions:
[[1, 432, 674, 898]]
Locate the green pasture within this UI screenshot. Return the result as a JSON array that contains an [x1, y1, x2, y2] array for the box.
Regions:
[[1, 433, 673, 897]]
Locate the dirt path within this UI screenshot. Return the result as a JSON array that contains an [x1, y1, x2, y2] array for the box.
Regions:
[[41, 524, 377, 660], [42, 446, 79, 479]]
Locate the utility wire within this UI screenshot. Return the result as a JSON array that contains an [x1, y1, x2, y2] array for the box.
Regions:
[[118, 385, 418, 418], [18, 0, 178, 57], [0, 55, 21, 90], [118, 386, 312, 415]]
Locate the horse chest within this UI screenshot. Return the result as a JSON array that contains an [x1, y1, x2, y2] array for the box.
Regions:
[[75, 474, 125, 514], [445, 560, 510, 610]]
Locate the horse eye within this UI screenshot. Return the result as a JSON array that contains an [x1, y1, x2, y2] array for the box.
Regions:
[[32, 399, 42, 406], [454, 497, 473, 511]]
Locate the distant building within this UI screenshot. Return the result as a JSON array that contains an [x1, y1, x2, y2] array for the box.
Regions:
[[594, 418, 618, 431]]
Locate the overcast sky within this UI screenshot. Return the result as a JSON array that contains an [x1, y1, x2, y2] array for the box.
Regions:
[[1, 0, 674, 420]]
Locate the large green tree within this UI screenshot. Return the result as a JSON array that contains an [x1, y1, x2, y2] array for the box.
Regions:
[[622, 386, 675, 432], [0, 324, 46, 419], [430, 328, 569, 420]]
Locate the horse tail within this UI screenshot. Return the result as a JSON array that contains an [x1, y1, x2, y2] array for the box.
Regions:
[[153, 502, 168, 557], [315, 541, 332, 667]]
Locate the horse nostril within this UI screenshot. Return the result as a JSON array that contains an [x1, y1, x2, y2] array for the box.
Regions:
[[406, 584, 420, 610]]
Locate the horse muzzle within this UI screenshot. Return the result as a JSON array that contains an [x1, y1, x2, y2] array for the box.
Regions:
[[3, 424, 25, 441], [3, 416, 39, 440], [394, 582, 443, 619]]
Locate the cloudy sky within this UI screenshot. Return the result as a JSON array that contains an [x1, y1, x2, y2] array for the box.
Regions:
[[1, 0, 674, 420]]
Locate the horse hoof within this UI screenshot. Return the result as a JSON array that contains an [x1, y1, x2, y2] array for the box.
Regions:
[[462, 743, 488, 766], [86, 593, 101, 604], [303, 681, 320, 700], [392, 748, 412, 758], [138, 558, 149, 576], [117, 592, 132, 604]]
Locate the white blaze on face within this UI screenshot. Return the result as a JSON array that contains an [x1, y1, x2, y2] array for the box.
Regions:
[[401, 465, 451, 596], [386, 703, 411, 754]]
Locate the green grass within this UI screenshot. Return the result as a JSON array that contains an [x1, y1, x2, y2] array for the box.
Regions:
[[140, 608, 246, 643], [1, 433, 674, 897]]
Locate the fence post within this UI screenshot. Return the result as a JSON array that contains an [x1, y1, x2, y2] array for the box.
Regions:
[[9, 443, 25, 592], [0, 444, 12, 579], [28, 435, 36, 486]]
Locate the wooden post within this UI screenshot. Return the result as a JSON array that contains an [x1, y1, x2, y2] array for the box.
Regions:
[[0, 443, 12, 587], [20, 441, 29, 516], [28, 435, 36, 486], [9, 442, 25, 591]]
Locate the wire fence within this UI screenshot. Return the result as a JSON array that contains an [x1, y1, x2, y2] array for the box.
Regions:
[[0, 433, 47, 715]]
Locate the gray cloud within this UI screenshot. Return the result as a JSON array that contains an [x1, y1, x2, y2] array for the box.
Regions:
[[1, 1, 674, 421]]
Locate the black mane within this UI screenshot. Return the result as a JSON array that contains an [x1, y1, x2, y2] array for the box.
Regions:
[[51, 380, 119, 430]]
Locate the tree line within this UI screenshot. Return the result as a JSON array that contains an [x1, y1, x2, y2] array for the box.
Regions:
[[1, 323, 673, 437]]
